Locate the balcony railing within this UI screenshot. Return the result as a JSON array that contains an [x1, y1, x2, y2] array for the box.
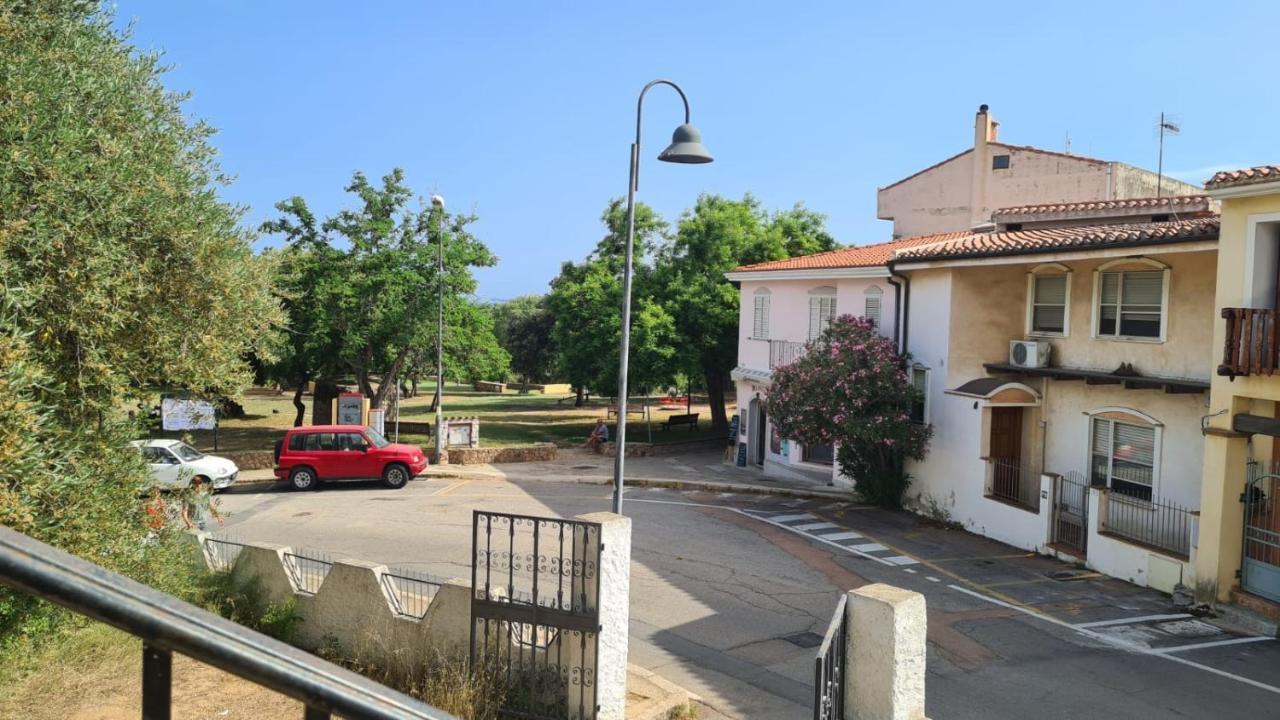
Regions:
[[1220, 307, 1280, 377], [0, 526, 457, 720], [769, 339, 808, 369]]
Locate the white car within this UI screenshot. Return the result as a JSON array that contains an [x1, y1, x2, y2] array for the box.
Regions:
[[130, 439, 239, 490]]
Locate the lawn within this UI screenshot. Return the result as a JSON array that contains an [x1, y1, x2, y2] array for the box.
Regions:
[[162, 383, 733, 453]]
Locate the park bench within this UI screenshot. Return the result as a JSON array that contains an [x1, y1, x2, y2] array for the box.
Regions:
[[661, 413, 699, 431], [606, 404, 646, 418]]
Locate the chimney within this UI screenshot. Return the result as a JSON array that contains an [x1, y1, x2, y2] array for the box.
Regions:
[[974, 104, 998, 148]]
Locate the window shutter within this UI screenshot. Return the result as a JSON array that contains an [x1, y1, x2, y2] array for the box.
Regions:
[[1113, 423, 1155, 466], [865, 295, 881, 326], [1100, 273, 1120, 304], [809, 298, 820, 340], [1034, 275, 1067, 304], [1091, 418, 1111, 456], [1121, 271, 1163, 307], [753, 295, 770, 338]]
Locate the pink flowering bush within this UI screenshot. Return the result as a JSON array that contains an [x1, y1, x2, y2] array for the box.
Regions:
[[767, 315, 931, 507]]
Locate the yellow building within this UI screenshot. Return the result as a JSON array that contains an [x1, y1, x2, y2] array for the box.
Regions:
[[1197, 166, 1280, 616]]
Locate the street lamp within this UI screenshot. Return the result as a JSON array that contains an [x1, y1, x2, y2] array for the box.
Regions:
[[431, 194, 446, 465], [612, 79, 713, 515]]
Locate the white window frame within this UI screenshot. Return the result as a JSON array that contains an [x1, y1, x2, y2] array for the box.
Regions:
[[752, 287, 771, 339], [910, 365, 930, 425], [1090, 258, 1170, 344], [1084, 407, 1163, 500], [808, 286, 837, 341], [863, 284, 883, 328], [1025, 263, 1071, 338]]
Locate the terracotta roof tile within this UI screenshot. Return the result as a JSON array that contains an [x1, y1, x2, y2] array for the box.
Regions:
[[732, 232, 969, 272], [893, 216, 1219, 263], [992, 195, 1213, 219], [1205, 165, 1280, 190]]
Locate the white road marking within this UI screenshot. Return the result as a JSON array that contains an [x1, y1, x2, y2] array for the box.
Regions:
[[793, 522, 839, 531], [884, 556, 920, 566], [926, 576, 941, 582], [770, 513, 817, 523], [903, 568, 918, 574], [946, 584, 1280, 697], [851, 543, 887, 552], [816, 531, 862, 541], [1153, 636, 1274, 654], [1074, 613, 1193, 629]]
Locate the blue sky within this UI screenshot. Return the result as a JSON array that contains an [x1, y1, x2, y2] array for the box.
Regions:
[[114, 1, 1278, 300]]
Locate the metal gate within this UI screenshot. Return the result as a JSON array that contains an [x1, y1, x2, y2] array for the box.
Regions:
[[813, 595, 847, 720], [1051, 472, 1089, 556], [1243, 463, 1280, 603], [470, 511, 601, 720]]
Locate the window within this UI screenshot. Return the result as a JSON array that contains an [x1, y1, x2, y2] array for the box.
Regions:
[[338, 433, 368, 451], [1090, 417, 1156, 501], [803, 443, 834, 465], [808, 287, 837, 341], [863, 285, 883, 328], [141, 447, 177, 464], [298, 432, 337, 451], [1031, 274, 1068, 334], [752, 288, 771, 338], [910, 367, 929, 424], [992, 154, 1010, 169], [1097, 270, 1164, 339]]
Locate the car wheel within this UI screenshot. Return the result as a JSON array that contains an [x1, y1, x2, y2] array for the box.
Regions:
[[383, 463, 409, 489], [289, 467, 318, 491], [192, 475, 210, 489]]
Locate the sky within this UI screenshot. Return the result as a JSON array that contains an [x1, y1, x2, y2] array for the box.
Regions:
[[113, 0, 1280, 301]]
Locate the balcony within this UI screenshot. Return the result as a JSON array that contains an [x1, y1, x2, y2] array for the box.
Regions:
[[1220, 308, 1280, 377], [769, 339, 808, 369]]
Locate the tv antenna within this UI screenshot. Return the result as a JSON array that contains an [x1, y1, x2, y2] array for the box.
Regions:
[[1156, 112, 1181, 197]]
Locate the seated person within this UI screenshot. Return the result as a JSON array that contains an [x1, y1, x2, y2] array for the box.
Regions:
[[585, 419, 609, 449]]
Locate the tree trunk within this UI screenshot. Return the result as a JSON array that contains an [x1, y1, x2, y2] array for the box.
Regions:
[[702, 367, 729, 430], [574, 385, 585, 407], [313, 380, 340, 425], [372, 346, 413, 409], [411, 376, 419, 398], [292, 376, 309, 427]]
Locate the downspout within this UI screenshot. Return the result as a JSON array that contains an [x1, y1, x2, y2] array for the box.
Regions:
[[886, 259, 911, 356]]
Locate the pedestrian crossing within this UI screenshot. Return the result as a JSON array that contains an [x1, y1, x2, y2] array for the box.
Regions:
[[744, 509, 918, 567]]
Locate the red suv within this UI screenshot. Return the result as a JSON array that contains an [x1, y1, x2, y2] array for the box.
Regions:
[[273, 425, 428, 491]]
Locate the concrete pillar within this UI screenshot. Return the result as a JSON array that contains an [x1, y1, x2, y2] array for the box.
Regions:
[[1039, 473, 1056, 548], [1196, 430, 1251, 603], [846, 583, 927, 720], [575, 512, 631, 720], [229, 543, 298, 606]]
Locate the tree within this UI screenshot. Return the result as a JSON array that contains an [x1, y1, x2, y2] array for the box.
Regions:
[[655, 195, 838, 429], [261, 170, 501, 409], [766, 316, 932, 507], [492, 295, 557, 389], [547, 200, 677, 405]]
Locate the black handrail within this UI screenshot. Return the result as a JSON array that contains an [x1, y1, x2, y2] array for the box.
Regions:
[[0, 526, 458, 720]]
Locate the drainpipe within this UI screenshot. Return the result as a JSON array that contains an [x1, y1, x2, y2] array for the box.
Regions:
[[886, 259, 911, 356]]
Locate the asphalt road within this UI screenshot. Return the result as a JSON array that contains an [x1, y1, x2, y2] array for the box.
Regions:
[[214, 474, 1280, 719]]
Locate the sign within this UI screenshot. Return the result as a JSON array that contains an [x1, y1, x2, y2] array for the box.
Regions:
[[336, 393, 365, 426], [735, 442, 747, 467], [728, 414, 740, 444], [448, 423, 473, 447], [368, 408, 385, 435], [161, 397, 216, 431]]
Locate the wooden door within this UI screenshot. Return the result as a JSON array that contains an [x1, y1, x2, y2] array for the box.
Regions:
[[990, 407, 1024, 501]]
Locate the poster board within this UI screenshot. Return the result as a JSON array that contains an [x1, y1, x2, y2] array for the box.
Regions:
[[161, 397, 217, 431], [335, 393, 368, 426]]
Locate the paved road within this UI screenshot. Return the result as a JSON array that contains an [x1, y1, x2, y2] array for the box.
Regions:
[[214, 474, 1280, 719]]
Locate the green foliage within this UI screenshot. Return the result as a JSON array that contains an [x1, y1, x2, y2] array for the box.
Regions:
[[195, 572, 301, 642], [0, 2, 282, 419], [491, 295, 557, 385], [767, 316, 932, 507], [655, 195, 839, 428], [262, 171, 507, 404]]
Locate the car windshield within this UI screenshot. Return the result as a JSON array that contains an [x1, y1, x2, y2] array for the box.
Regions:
[[173, 443, 203, 461], [364, 427, 391, 448]]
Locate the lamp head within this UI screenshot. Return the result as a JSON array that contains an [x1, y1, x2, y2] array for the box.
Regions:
[[658, 123, 714, 164], [430, 194, 445, 208]]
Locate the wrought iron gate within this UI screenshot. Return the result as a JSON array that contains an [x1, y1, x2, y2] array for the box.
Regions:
[[1243, 462, 1280, 603], [813, 595, 847, 720], [470, 511, 602, 720], [1051, 472, 1089, 556]]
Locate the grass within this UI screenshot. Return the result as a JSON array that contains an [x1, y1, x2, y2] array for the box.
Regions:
[[157, 383, 731, 453]]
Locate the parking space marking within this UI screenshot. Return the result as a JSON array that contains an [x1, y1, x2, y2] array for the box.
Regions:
[[884, 555, 920, 566], [770, 513, 816, 523], [793, 522, 839, 531], [431, 480, 468, 496], [1074, 613, 1192, 629], [816, 531, 862, 541], [1154, 636, 1274, 654]]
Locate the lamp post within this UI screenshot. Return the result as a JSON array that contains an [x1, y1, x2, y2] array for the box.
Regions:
[[431, 194, 446, 465], [612, 79, 713, 515]]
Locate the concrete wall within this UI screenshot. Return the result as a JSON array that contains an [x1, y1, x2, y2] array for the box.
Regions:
[[877, 150, 976, 238], [1086, 488, 1195, 594]]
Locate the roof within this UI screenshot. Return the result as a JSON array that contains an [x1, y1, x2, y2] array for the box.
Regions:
[[130, 439, 183, 448], [732, 232, 969, 272], [287, 424, 369, 432], [991, 195, 1214, 221], [892, 216, 1219, 263], [1204, 165, 1280, 190]]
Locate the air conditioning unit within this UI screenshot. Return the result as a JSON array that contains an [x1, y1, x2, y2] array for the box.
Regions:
[[1009, 340, 1051, 369]]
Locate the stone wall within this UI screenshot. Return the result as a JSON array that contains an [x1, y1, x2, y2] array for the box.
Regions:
[[447, 443, 557, 465], [220, 450, 275, 470]]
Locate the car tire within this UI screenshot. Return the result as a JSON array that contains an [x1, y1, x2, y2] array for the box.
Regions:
[[289, 466, 318, 491], [383, 463, 410, 489], [192, 475, 210, 489]]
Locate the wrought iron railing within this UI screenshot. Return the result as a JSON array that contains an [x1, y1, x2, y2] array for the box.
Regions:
[[203, 535, 248, 573], [381, 568, 445, 619], [813, 594, 847, 720], [1220, 307, 1280, 377], [985, 459, 1040, 513], [1050, 471, 1090, 556], [769, 339, 808, 369], [0, 526, 457, 720], [283, 549, 334, 594], [1099, 490, 1195, 559]]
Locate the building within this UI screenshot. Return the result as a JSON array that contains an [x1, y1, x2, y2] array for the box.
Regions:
[[891, 199, 1219, 592], [1196, 165, 1280, 616], [876, 105, 1200, 239]]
